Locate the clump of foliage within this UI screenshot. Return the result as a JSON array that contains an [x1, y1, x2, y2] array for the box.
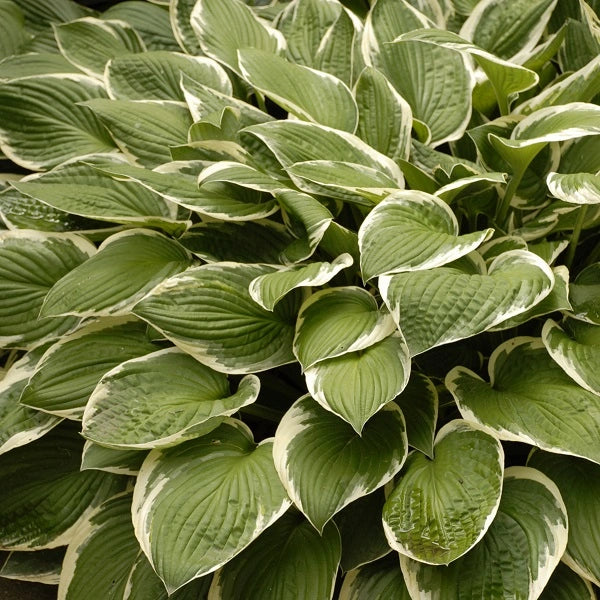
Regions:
[[1, 0, 600, 597]]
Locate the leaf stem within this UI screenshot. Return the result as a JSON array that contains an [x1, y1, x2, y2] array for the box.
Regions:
[[255, 92, 267, 114], [565, 205, 588, 270], [496, 168, 525, 229]]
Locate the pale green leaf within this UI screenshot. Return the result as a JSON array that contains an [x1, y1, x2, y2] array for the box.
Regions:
[[106, 51, 231, 101], [359, 190, 494, 280], [170, 0, 203, 54], [190, 0, 286, 74], [305, 333, 410, 433], [273, 396, 407, 530], [54, 17, 145, 79], [250, 254, 353, 311], [132, 420, 291, 592], [197, 161, 289, 195], [447, 337, 600, 464], [433, 172, 507, 203], [20, 318, 157, 419], [294, 286, 397, 369], [0, 422, 123, 550], [83, 347, 260, 449], [11, 0, 89, 33], [383, 419, 503, 565], [81, 441, 146, 476], [0, 548, 64, 585], [380, 250, 554, 355], [528, 450, 600, 587], [41, 229, 192, 318], [133, 263, 301, 374], [0, 1, 28, 59], [401, 467, 568, 600], [0, 74, 116, 170], [209, 509, 341, 600], [0, 53, 82, 80], [0, 230, 95, 348], [547, 171, 600, 205]]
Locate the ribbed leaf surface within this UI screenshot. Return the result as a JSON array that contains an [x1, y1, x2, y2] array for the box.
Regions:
[[340, 554, 411, 600], [538, 562, 596, 600], [0, 548, 64, 585]]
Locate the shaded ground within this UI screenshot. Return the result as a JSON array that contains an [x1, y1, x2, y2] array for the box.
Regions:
[[0, 578, 57, 599]]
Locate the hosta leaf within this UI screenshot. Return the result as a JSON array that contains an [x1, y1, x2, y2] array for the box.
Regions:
[[106, 52, 231, 101], [459, 0, 557, 62], [54, 17, 145, 79], [190, 0, 286, 74], [394, 372, 438, 458], [0, 548, 64, 585], [0, 1, 28, 59], [383, 420, 504, 565], [81, 441, 146, 476], [354, 66, 412, 163], [13, 161, 185, 234], [209, 509, 341, 600], [0, 75, 116, 170], [359, 190, 494, 280], [305, 333, 410, 433], [542, 318, 600, 396], [570, 263, 600, 323], [433, 172, 507, 203], [0, 347, 60, 455], [447, 337, 600, 464], [0, 230, 95, 348], [41, 229, 192, 318], [381, 250, 554, 355], [133, 263, 301, 374], [239, 48, 358, 132], [538, 562, 596, 600], [82, 347, 260, 449], [273, 395, 407, 531], [249, 253, 353, 311], [132, 420, 291, 592], [528, 450, 600, 587], [179, 221, 295, 264], [0, 53, 82, 80], [401, 467, 568, 600], [340, 553, 411, 600], [88, 160, 277, 221], [197, 161, 288, 195], [293, 286, 397, 369], [11, 0, 89, 33], [0, 422, 123, 550], [170, 0, 203, 54], [81, 99, 192, 167], [547, 171, 600, 204], [20, 318, 157, 419]]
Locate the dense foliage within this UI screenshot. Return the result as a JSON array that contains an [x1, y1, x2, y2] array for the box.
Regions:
[[1, 0, 600, 597]]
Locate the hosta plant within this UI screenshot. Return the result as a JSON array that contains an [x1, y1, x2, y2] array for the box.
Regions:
[[1, 0, 600, 598]]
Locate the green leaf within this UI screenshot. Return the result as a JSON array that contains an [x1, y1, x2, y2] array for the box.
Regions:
[[459, 0, 557, 62], [394, 372, 438, 458], [543, 317, 600, 400], [54, 17, 145, 78], [81, 441, 146, 476], [41, 229, 192, 318], [20, 318, 157, 419], [538, 562, 596, 600], [354, 66, 412, 163], [106, 51, 231, 101], [0, 230, 95, 348], [528, 450, 600, 587], [82, 347, 260, 449], [0, 422, 123, 550], [570, 263, 600, 323], [239, 48, 358, 132], [294, 286, 397, 370], [134, 263, 301, 374], [249, 254, 353, 311], [11, 0, 90, 33], [0, 1, 28, 59], [0, 52, 82, 80], [0, 347, 60, 455], [305, 333, 410, 433], [170, 0, 203, 54], [0, 74, 116, 170], [190, 0, 285, 74], [547, 171, 600, 204], [340, 553, 411, 600], [447, 337, 600, 464], [401, 467, 568, 599], [81, 99, 192, 167], [359, 190, 494, 280], [132, 419, 290, 592], [209, 509, 341, 600], [273, 395, 407, 531], [0, 548, 64, 585], [380, 250, 554, 356], [383, 420, 503, 565]]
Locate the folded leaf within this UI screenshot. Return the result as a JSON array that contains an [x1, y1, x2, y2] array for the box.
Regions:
[[0, 548, 64, 586], [80, 441, 146, 476]]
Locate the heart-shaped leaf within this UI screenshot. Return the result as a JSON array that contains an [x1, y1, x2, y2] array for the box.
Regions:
[[383, 419, 504, 565], [380, 250, 554, 355], [83, 347, 260, 449], [133, 263, 301, 374], [447, 337, 600, 464], [273, 395, 407, 531], [359, 190, 494, 280], [132, 419, 290, 592]]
